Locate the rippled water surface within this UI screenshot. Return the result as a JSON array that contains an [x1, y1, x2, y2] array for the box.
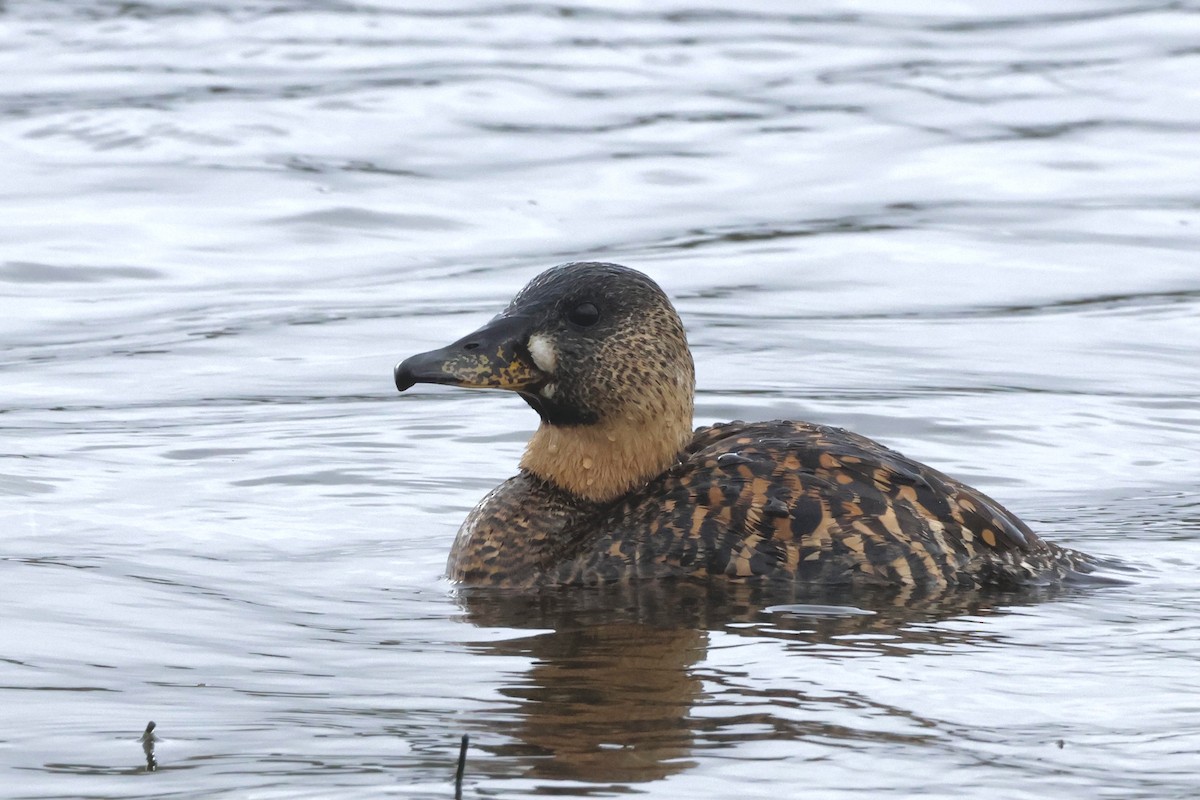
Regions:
[[3, 1, 1200, 798]]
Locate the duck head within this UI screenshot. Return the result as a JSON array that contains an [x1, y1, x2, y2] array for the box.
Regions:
[[395, 262, 696, 502]]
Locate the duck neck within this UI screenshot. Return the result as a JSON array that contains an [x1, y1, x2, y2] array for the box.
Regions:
[[520, 411, 693, 504]]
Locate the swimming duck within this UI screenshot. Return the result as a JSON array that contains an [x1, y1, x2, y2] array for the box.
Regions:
[[395, 262, 1092, 590]]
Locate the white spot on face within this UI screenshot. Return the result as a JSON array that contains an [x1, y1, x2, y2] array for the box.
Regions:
[[540, 383, 557, 399], [527, 333, 558, 374]]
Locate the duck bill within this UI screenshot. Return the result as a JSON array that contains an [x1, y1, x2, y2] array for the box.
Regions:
[[394, 315, 546, 393]]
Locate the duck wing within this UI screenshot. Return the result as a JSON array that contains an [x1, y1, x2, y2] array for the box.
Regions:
[[612, 420, 1076, 589]]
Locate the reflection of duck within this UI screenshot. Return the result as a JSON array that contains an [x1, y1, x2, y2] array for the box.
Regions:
[[484, 618, 704, 783], [396, 262, 1094, 589], [454, 581, 1058, 786]]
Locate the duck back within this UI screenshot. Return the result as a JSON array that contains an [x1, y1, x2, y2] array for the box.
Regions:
[[450, 420, 1092, 589]]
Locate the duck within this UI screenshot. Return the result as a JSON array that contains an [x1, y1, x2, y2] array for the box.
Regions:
[[394, 262, 1093, 590]]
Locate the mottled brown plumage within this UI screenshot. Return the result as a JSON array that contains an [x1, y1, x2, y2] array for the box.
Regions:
[[395, 262, 1093, 590]]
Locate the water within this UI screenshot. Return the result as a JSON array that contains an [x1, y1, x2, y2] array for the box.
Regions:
[[3, 1, 1200, 797]]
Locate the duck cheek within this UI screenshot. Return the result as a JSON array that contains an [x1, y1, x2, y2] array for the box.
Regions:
[[526, 333, 559, 374]]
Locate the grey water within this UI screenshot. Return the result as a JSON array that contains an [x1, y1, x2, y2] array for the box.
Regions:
[[3, 1, 1200, 797]]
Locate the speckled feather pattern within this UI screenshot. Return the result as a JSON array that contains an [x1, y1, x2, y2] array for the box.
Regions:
[[449, 419, 1093, 589]]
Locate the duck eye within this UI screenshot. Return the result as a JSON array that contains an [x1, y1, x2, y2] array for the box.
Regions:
[[566, 301, 600, 327]]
